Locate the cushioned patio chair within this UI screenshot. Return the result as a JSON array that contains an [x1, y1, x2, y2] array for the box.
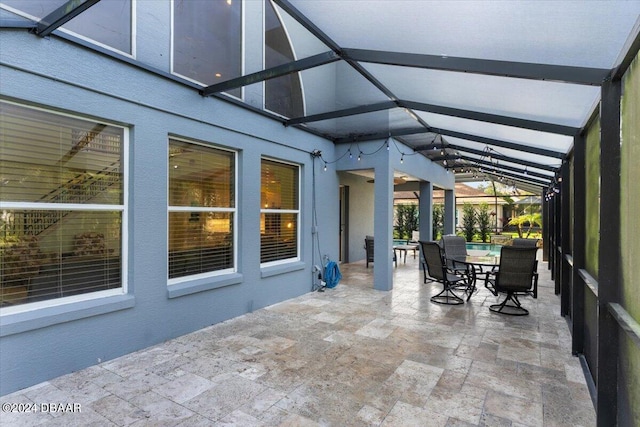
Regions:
[[420, 241, 467, 305], [485, 246, 538, 315]]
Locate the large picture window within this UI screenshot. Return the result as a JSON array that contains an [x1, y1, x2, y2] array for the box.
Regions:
[[0, 101, 126, 308], [168, 139, 236, 281], [261, 159, 299, 264], [172, 0, 242, 98]]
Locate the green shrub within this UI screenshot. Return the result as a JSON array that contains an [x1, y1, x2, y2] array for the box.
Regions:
[[477, 203, 492, 243], [461, 203, 477, 242]]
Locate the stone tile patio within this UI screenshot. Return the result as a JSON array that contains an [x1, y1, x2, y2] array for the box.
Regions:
[[0, 253, 595, 426]]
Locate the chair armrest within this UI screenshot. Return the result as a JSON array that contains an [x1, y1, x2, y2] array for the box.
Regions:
[[484, 270, 499, 296]]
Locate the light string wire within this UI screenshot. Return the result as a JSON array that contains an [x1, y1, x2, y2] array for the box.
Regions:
[[316, 137, 423, 170]]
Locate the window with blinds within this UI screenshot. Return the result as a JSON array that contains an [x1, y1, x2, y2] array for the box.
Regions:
[[0, 100, 125, 308], [260, 159, 299, 265], [168, 139, 236, 281]]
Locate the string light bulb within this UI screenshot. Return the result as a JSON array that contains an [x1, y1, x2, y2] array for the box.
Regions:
[[400, 154, 404, 164], [323, 163, 327, 172]]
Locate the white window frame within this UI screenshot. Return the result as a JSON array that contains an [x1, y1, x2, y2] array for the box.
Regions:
[[260, 157, 301, 268], [0, 101, 129, 316], [167, 138, 238, 285]]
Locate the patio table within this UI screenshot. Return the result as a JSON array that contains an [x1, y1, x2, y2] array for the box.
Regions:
[[449, 255, 500, 300], [393, 244, 419, 264]]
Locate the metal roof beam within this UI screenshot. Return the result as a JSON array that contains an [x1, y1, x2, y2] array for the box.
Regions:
[[334, 127, 427, 143], [478, 170, 548, 188], [454, 147, 557, 172], [428, 155, 461, 162], [272, 0, 342, 53], [459, 163, 551, 186], [36, 0, 101, 37], [343, 48, 609, 86], [450, 161, 550, 186], [201, 51, 340, 96], [399, 100, 580, 136], [343, 127, 563, 160], [459, 155, 552, 181], [416, 143, 558, 172], [0, 18, 37, 29], [285, 101, 397, 126], [427, 127, 565, 159], [273, 0, 432, 133]]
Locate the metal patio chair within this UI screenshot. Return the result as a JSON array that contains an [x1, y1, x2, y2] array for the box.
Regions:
[[364, 236, 396, 268], [485, 246, 538, 315], [420, 241, 468, 305], [512, 238, 539, 248]]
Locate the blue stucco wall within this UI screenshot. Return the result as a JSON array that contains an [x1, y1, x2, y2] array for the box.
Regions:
[[0, 28, 339, 395]]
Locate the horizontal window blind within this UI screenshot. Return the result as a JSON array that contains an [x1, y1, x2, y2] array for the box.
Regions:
[[260, 159, 299, 264], [0, 103, 123, 205], [0, 211, 122, 304], [168, 212, 234, 278], [0, 101, 125, 308], [168, 139, 236, 280], [260, 213, 298, 263]]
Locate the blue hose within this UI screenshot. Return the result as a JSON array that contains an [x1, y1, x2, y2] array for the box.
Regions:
[[323, 261, 342, 289]]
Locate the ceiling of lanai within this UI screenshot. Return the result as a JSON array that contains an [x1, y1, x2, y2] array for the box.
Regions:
[[207, 0, 639, 194], [3, 0, 639, 194]]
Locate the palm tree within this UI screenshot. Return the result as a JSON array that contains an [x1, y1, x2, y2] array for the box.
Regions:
[[508, 213, 542, 238]]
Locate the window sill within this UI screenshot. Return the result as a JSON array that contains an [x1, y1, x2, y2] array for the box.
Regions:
[[260, 261, 306, 278], [0, 294, 135, 337], [167, 272, 243, 299]]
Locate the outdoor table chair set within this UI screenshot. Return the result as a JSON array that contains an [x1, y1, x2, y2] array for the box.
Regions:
[[420, 237, 539, 315]]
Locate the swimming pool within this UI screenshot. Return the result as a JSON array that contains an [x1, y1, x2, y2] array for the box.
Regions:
[[394, 240, 503, 256], [466, 243, 502, 256]]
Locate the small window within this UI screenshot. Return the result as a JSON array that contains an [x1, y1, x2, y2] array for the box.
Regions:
[[0, 101, 126, 308], [168, 139, 236, 281], [172, 0, 242, 98], [260, 159, 299, 264], [1, 0, 133, 55]]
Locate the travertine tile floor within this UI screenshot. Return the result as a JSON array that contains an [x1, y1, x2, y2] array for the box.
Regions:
[[1, 254, 596, 426]]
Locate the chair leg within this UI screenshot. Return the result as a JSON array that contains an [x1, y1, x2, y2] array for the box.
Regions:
[[430, 283, 464, 305], [489, 291, 529, 316]]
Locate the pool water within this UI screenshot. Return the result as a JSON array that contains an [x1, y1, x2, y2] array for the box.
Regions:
[[466, 243, 502, 256], [393, 239, 412, 246], [393, 240, 502, 256]]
